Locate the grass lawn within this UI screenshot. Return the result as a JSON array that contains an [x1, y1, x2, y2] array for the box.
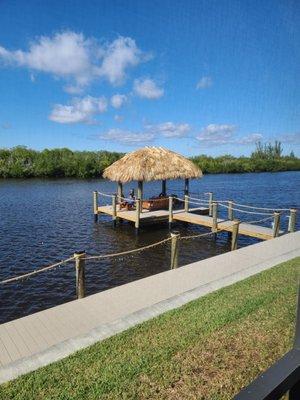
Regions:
[[0, 257, 299, 400]]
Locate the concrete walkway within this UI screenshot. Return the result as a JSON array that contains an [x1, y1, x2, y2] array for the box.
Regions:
[[0, 232, 299, 384]]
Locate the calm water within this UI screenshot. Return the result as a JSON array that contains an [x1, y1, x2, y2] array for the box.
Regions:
[[0, 172, 299, 323]]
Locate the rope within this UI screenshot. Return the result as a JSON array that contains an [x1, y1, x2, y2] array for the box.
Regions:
[[0, 256, 75, 285], [245, 215, 275, 225], [97, 191, 115, 198], [84, 237, 172, 260], [218, 202, 273, 216], [180, 231, 215, 240], [175, 197, 209, 207], [231, 201, 292, 212]]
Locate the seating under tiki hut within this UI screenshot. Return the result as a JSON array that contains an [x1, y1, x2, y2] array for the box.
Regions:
[[102, 146, 203, 211]]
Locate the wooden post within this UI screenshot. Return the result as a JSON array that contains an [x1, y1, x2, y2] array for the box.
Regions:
[[137, 181, 143, 214], [228, 200, 234, 220], [184, 178, 189, 195], [162, 180, 166, 196], [117, 182, 123, 204], [112, 194, 117, 225], [212, 201, 218, 233], [231, 219, 240, 250], [208, 192, 213, 216], [288, 209, 297, 233], [93, 191, 98, 222], [168, 196, 173, 228], [74, 251, 86, 299], [184, 194, 189, 212], [170, 231, 180, 269], [273, 212, 280, 238], [135, 199, 140, 230]]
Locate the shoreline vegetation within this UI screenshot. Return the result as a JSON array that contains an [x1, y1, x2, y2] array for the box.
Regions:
[[0, 258, 298, 399], [0, 142, 299, 178]]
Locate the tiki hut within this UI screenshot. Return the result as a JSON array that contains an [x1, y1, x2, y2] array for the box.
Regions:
[[103, 147, 202, 207]]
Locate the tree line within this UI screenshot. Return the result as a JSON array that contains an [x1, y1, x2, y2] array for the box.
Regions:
[[0, 142, 299, 178]]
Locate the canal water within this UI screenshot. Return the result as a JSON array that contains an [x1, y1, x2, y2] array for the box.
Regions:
[[0, 171, 299, 323]]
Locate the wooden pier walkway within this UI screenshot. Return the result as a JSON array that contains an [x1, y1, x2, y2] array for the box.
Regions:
[[98, 204, 209, 224], [173, 212, 281, 240], [97, 204, 280, 240]]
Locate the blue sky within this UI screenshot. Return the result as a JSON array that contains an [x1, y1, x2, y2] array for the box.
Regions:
[[0, 0, 299, 156]]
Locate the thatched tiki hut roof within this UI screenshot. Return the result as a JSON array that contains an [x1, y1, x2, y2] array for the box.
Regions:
[[103, 146, 202, 183]]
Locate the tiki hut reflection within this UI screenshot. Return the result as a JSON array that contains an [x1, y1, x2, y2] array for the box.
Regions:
[[103, 147, 202, 210]]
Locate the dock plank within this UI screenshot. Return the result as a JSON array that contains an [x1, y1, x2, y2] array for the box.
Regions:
[[98, 205, 209, 223], [173, 212, 279, 240]]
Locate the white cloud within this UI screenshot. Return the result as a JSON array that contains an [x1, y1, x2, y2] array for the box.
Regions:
[[49, 95, 107, 124], [197, 124, 237, 144], [235, 133, 263, 144], [133, 78, 164, 99], [0, 32, 149, 92], [197, 124, 263, 146], [111, 94, 127, 109], [196, 76, 213, 89], [99, 37, 147, 85], [147, 122, 191, 138], [97, 128, 155, 145]]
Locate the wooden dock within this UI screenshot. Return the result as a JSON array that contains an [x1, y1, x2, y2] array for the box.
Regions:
[[173, 212, 281, 240], [97, 204, 209, 224], [97, 204, 280, 240]]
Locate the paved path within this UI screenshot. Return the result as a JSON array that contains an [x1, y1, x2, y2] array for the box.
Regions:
[[0, 232, 299, 384]]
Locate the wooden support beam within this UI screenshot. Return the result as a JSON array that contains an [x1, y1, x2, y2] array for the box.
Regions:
[[112, 195, 117, 225], [170, 231, 180, 269], [93, 191, 98, 222], [208, 192, 213, 216], [273, 212, 280, 238], [74, 251, 86, 299], [135, 199, 140, 230], [288, 209, 297, 233], [184, 194, 189, 212], [228, 200, 234, 220], [117, 182, 123, 204], [212, 202, 218, 233], [137, 181, 143, 214], [231, 219, 240, 250], [162, 180, 166, 196], [168, 196, 173, 227], [184, 178, 189, 195]]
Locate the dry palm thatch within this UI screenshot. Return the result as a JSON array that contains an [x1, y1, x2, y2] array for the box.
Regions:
[[103, 146, 202, 183]]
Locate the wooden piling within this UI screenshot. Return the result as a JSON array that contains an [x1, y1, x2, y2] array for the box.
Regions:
[[208, 192, 213, 216], [184, 194, 189, 212], [135, 199, 140, 229], [273, 212, 280, 238], [93, 191, 98, 222], [137, 181, 143, 214], [184, 178, 189, 195], [170, 231, 180, 269], [162, 179, 166, 196], [112, 194, 117, 225], [117, 182, 123, 204], [74, 251, 86, 299], [288, 209, 297, 233], [231, 219, 240, 250], [212, 202, 218, 233], [168, 196, 173, 227], [228, 200, 234, 220]]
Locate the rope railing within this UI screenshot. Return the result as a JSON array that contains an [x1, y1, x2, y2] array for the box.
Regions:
[[0, 222, 239, 286], [228, 201, 293, 212], [0, 256, 75, 285], [218, 202, 274, 216], [84, 237, 172, 260]]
